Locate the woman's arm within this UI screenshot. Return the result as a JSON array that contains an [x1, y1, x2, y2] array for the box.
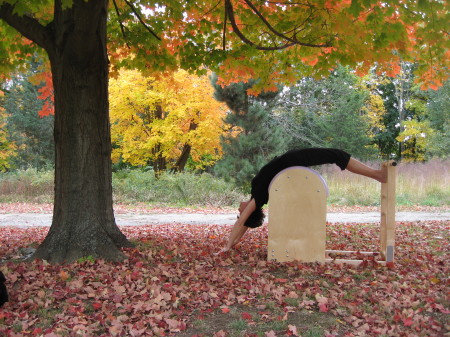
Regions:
[[217, 199, 256, 254]]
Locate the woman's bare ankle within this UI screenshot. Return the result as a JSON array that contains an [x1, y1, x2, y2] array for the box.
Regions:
[[378, 166, 388, 183]]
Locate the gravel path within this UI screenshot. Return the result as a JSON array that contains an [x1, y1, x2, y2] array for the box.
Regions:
[[0, 211, 448, 228]]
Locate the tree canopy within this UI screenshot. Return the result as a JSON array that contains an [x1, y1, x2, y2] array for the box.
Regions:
[[1, 0, 448, 89]]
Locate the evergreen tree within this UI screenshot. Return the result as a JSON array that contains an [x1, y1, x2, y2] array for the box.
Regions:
[[211, 74, 289, 190], [2, 59, 54, 169]]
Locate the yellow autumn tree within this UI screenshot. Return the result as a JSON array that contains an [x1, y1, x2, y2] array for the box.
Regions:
[[109, 69, 227, 174], [0, 93, 17, 171], [363, 93, 387, 139], [396, 119, 433, 161], [396, 97, 433, 162]]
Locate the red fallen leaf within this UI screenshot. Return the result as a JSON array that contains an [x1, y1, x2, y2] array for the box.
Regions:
[[241, 312, 252, 320], [32, 327, 43, 335], [319, 303, 329, 313], [92, 302, 102, 310], [315, 293, 329, 313], [386, 262, 395, 269], [221, 307, 230, 313], [402, 317, 414, 327]]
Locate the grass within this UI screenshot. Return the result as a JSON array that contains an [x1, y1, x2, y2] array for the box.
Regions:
[[112, 169, 244, 206], [178, 304, 339, 337], [0, 159, 448, 207]]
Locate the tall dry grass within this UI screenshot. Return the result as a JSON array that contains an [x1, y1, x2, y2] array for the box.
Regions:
[[319, 158, 450, 207], [0, 168, 54, 203]]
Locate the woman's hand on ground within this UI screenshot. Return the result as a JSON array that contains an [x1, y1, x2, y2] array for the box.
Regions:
[[214, 247, 230, 256]]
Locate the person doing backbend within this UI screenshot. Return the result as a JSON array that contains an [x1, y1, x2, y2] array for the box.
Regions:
[[217, 148, 388, 254]]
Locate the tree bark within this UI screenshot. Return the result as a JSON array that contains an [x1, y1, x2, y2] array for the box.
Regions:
[[0, 0, 132, 263], [171, 120, 198, 172], [171, 144, 192, 172]]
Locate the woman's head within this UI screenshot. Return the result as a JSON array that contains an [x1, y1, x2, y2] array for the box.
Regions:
[[243, 207, 265, 228]]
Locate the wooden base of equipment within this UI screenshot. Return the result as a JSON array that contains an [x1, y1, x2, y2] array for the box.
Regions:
[[268, 167, 328, 263]]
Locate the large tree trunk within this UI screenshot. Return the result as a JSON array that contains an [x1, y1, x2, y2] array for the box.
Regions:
[[32, 0, 132, 263]]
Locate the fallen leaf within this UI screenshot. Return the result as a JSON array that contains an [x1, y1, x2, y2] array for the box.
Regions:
[[288, 324, 299, 336]]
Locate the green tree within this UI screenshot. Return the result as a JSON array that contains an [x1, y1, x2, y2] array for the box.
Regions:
[[3, 59, 54, 169], [369, 79, 401, 159], [274, 66, 375, 160], [212, 75, 289, 190], [0, 0, 447, 262], [426, 81, 450, 159]]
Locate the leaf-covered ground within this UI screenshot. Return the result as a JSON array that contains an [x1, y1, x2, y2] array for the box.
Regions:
[[0, 219, 449, 336]]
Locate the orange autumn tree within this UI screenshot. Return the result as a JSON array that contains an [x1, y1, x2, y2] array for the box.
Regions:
[[109, 69, 227, 174], [1, 0, 448, 262]]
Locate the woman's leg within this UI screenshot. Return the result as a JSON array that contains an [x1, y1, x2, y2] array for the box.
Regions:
[[345, 158, 387, 183]]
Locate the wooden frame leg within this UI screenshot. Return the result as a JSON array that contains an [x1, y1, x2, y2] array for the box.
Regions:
[[380, 161, 397, 262]]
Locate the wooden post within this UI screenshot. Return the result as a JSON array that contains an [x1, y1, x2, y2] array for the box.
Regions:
[[380, 161, 397, 262], [268, 167, 328, 263]]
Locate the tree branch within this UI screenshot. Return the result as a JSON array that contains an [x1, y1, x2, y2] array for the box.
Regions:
[[225, 0, 295, 50], [225, 0, 330, 50], [123, 0, 161, 41], [242, 0, 330, 48], [112, 0, 131, 48], [223, 4, 228, 50], [0, 2, 52, 51]]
